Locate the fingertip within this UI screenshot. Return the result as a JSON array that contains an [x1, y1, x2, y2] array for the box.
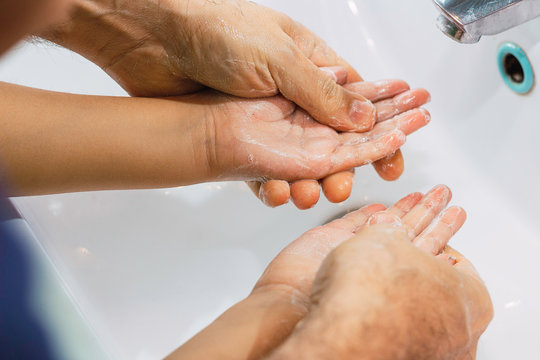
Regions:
[[321, 171, 354, 203], [441, 245, 464, 262], [421, 108, 431, 122], [441, 246, 481, 278], [260, 180, 290, 208], [427, 184, 452, 205], [416, 88, 431, 103], [420, 108, 432, 125], [397, 108, 431, 135], [398, 88, 431, 108], [440, 206, 467, 233], [373, 150, 404, 181], [437, 253, 457, 266], [290, 180, 321, 210]]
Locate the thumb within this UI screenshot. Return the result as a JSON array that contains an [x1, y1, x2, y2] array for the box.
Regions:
[[373, 149, 405, 181], [442, 246, 483, 280], [270, 54, 376, 132]]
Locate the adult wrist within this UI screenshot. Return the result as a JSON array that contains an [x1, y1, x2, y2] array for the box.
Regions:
[[38, 0, 166, 75], [38, 0, 198, 96]]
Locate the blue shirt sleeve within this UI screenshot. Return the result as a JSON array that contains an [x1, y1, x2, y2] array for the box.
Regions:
[[0, 194, 54, 360]]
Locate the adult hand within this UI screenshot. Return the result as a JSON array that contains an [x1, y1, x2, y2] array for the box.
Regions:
[[47, 0, 376, 131], [168, 186, 492, 360], [254, 185, 462, 314], [266, 186, 493, 360]]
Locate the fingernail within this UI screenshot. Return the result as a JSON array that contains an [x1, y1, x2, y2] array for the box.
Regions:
[[440, 206, 467, 233], [441, 206, 464, 221], [436, 253, 457, 265], [420, 108, 431, 123], [426, 185, 451, 205], [396, 109, 428, 134], [350, 99, 376, 131]]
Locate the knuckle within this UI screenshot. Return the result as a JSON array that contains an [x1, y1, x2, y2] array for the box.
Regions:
[[317, 76, 342, 111]]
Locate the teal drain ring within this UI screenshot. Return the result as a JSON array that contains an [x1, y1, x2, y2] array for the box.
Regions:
[[497, 42, 535, 94]]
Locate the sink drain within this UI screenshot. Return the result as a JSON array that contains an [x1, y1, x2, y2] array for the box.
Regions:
[[497, 42, 534, 94]]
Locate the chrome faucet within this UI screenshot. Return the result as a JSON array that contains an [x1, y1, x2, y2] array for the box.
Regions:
[[433, 0, 540, 43]]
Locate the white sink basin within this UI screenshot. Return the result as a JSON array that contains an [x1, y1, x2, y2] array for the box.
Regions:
[[2, 1, 540, 359]]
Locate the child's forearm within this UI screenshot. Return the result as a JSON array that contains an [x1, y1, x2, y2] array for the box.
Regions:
[[166, 286, 308, 360], [0, 82, 211, 196]]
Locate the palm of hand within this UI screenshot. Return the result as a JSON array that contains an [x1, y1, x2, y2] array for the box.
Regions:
[[210, 94, 425, 182], [254, 187, 452, 299], [215, 96, 342, 180], [254, 203, 384, 299]]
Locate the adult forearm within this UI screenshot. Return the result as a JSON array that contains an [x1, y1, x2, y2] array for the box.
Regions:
[[38, 0, 197, 96], [38, 0, 163, 70], [0, 82, 210, 195]]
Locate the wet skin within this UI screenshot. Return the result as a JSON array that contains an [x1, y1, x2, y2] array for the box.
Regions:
[[248, 74, 430, 209], [41, 1, 430, 209], [168, 185, 493, 360]]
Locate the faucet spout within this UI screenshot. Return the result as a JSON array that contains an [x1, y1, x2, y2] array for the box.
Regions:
[[433, 0, 540, 44]]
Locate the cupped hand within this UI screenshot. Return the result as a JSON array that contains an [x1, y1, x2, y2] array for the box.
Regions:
[[204, 86, 429, 188], [248, 76, 430, 209], [167, 186, 492, 360], [254, 185, 460, 302], [264, 185, 493, 360], [46, 1, 430, 209]]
